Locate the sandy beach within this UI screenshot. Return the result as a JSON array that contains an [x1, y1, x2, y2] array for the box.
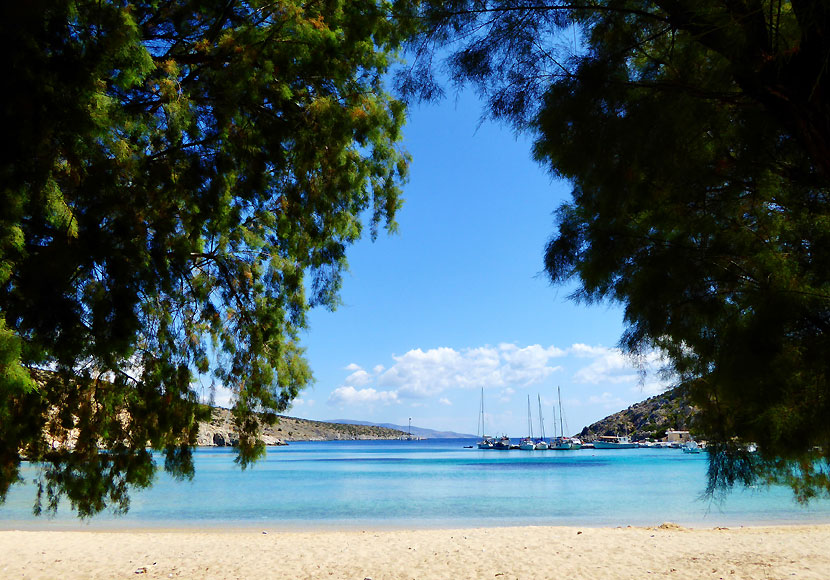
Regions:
[[2, 523, 829, 579]]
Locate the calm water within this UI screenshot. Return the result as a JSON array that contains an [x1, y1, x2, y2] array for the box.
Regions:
[[3, 439, 830, 530]]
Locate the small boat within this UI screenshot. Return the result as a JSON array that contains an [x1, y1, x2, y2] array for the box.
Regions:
[[681, 440, 702, 454], [494, 436, 512, 450], [593, 435, 637, 449], [549, 388, 579, 450], [519, 396, 536, 449]]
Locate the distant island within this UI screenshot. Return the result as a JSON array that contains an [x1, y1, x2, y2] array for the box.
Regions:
[[197, 408, 409, 446], [328, 420, 476, 440]]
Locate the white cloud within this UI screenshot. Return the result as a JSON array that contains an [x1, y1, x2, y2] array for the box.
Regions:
[[197, 383, 234, 409], [588, 391, 627, 410], [371, 344, 565, 398], [214, 386, 234, 408], [570, 346, 673, 395], [568, 343, 610, 358], [571, 346, 638, 384], [636, 380, 669, 397], [328, 342, 672, 419], [344, 368, 372, 387], [328, 386, 399, 406], [291, 397, 315, 408]]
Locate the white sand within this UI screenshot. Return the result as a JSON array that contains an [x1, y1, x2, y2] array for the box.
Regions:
[[2, 524, 829, 579]]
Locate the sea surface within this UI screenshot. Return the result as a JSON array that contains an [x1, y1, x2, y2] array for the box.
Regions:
[[3, 439, 830, 530]]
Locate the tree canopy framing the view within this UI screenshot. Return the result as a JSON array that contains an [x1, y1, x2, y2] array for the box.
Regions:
[[4, 0, 829, 518], [404, 0, 830, 499], [1, 0, 410, 516]]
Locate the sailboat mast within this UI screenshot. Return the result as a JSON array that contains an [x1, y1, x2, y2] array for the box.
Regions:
[[558, 386, 565, 437], [479, 387, 485, 437], [527, 395, 534, 438], [538, 394, 546, 440], [552, 404, 557, 438]]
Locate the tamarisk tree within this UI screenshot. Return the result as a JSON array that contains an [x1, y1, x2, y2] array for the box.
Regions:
[[0, 0, 409, 516], [403, 1, 830, 499]]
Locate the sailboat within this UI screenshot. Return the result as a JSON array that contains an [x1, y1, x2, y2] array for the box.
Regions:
[[563, 386, 583, 450], [476, 388, 494, 449], [550, 386, 579, 450], [519, 395, 536, 450], [535, 394, 549, 450]]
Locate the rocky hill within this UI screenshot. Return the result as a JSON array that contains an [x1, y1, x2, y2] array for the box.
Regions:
[[196, 407, 407, 446], [578, 386, 697, 441]]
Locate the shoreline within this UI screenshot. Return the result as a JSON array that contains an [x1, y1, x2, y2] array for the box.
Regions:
[[5, 514, 830, 533], [3, 523, 830, 579]]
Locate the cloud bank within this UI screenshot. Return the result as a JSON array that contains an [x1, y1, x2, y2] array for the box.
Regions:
[[325, 342, 671, 408]]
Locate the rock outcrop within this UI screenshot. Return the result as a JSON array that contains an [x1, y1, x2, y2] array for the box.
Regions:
[[579, 386, 697, 441]]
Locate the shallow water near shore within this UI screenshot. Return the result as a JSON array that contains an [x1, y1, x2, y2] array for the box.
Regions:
[[3, 439, 830, 529]]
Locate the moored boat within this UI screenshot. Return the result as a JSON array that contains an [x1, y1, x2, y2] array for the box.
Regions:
[[681, 440, 702, 453], [535, 394, 549, 449], [549, 387, 579, 450], [593, 435, 637, 449], [519, 396, 536, 450]]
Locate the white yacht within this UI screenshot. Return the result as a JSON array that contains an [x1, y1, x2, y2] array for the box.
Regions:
[[593, 435, 637, 449]]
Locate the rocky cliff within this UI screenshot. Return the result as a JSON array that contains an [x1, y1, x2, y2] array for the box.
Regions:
[[196, 407, 407, 446], [579, 386, 697, 441]]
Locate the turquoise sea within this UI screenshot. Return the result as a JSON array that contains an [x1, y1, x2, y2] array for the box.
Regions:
[[3, 439, 830, 530]]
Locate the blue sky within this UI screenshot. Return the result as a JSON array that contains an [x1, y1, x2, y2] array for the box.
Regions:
[[217, 89, 672, 436]]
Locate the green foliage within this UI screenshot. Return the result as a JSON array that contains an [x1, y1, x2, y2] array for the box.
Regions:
[[1, 0, 410, 516], [405, 1, 830, 499]]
